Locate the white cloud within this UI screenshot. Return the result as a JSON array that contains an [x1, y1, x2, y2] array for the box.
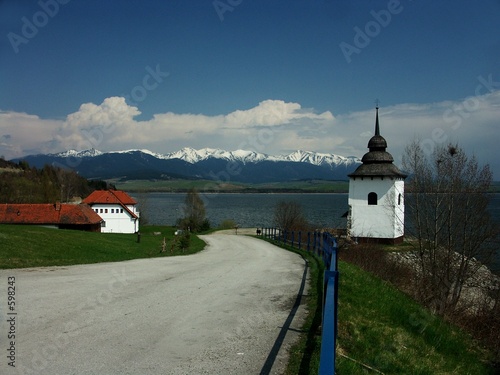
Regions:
[[223, 99, 334, 127], [0, 93, 499, 177], [64, 97, 140, 130]]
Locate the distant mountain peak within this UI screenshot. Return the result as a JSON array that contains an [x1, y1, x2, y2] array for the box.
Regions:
[[50, 147, 361, 166], [54, 148, 103, 158], [13, 147, 361, 183]]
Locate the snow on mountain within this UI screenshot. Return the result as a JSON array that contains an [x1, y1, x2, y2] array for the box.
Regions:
[[280, 150, 360, 166], [107, 149, 168, 159], [52, 147, 360, 167], [162, 147, 271, 164], [53, 148, 103, 158]]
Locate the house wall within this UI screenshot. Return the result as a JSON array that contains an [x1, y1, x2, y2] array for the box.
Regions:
[[348, 177, 404, 239], [91, 204, 139, 233]]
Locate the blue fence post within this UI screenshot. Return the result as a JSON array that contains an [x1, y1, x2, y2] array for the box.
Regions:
[[315, 231, 319, 256], [318, 234, 339, 375], [319, 270, 338, 375]]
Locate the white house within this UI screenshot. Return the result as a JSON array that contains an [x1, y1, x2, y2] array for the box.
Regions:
[[347, 107, 407, 244], [83, 190, 139, 233]]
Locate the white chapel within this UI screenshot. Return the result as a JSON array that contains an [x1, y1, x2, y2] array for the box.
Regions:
[[347, 107, 407, 244]]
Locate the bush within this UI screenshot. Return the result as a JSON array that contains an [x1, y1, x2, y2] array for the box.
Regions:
[[178, 233, 190, 250], [339, 243, 415, 299], [219, 219, 236, 229]]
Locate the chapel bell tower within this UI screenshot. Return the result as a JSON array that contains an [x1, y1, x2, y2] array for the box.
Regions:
[[347, 107, 407, 244]]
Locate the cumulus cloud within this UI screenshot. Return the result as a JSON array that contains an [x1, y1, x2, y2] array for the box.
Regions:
[[65, 97, 140, 129], [223, 99, 334, 127], [0, 93, 499, 177]]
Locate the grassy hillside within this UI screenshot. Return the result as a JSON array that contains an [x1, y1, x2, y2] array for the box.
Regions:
[[335, 261, 493, 374], [0, 225, 204, 269], [280, 244, 495, 374]]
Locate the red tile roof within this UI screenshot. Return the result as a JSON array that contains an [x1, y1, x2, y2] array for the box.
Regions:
[[83, 190, 138, 219], [0, 203, 102, 225], [83, 190, 137, 205]]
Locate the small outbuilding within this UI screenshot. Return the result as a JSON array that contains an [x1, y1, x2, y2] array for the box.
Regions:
[[0, 203, 103, 232]]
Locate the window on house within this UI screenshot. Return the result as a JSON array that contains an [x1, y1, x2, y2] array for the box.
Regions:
[[398, 193, 402, 205], [111, 209, 114, 213], [105, 209, 108, 213], [121, 209, 124, 213], [368, 192, 378, 205], [100, 209, 103, 213], [101, 221, 106, 227]]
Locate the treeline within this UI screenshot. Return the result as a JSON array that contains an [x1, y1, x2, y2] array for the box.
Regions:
[[0, 159, 112, 203]]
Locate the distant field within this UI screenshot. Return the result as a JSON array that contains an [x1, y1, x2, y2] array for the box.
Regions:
[[491, 181, 500, 192], [112, 179, 350, 193]]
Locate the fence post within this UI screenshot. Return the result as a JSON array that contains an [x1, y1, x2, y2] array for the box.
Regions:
[[314, 231, 318, 255], [319, 234, 339, 375]]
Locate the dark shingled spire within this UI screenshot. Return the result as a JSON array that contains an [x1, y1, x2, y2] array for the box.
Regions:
[[367, 106, 387, 151], [348, 107, 407, 179]]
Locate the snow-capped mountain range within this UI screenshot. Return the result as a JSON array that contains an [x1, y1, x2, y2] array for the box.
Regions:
[[55, 147, 360, 167], [15, 147, 361, 183]]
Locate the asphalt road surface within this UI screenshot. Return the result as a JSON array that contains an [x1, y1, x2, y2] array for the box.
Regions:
[[0, 232, 308, 375]]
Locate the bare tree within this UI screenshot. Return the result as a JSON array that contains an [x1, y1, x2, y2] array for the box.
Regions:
[[135, 193, 150, 226], [273, 200, 308, 231], [402, 141, 498, 314], [178, 188, 210, 232]]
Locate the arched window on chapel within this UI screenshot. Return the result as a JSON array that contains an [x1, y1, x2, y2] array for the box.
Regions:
[[368, 192, 377, 205]]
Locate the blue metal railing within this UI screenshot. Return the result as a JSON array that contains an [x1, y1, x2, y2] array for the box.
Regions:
[[261, 228, 339, 374], [319, 232, 339, 375]]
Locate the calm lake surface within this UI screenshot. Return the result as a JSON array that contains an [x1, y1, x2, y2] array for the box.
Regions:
[[134, 192, 500, 274], [134, 192, 349, 228]]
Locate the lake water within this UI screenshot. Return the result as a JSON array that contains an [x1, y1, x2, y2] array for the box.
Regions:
[[134, 192, 349, 228], [134, 192, 500, 273]]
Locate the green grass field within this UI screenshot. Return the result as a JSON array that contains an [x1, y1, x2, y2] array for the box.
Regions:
[[0, 224, 205, 269]]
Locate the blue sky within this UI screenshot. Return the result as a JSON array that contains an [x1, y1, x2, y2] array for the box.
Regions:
[[1, 0, 499, 177]]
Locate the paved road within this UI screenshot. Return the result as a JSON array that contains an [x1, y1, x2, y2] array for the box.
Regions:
[[0, 233, 308, 375]]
